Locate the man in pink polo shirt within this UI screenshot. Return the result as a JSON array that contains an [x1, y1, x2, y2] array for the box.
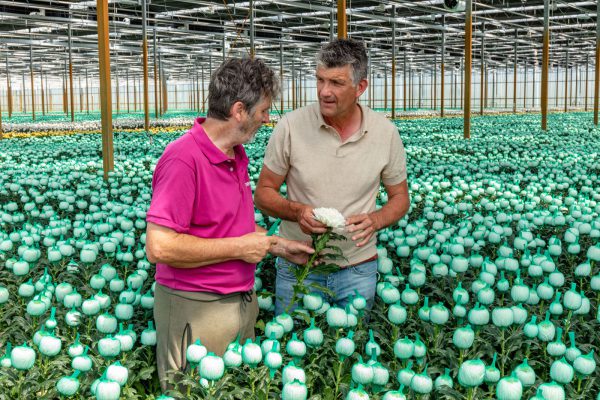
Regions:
[[145, 58, 314, 391]]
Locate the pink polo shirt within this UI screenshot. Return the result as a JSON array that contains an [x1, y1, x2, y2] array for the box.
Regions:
[[147, 118, 256, 294]]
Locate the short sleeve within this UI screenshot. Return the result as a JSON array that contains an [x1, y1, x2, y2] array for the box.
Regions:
[[381, 128, 408, 186], [146, 158, 196, 233], [263, 116, 291, 176]]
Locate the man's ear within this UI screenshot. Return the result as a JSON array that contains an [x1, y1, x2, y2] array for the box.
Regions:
[[356, 79, 368, 99], [229, 101, 246, 122]]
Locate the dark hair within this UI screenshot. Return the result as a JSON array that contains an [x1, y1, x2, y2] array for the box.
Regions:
[[207, 57, 279, 120], [316, 39, 368, 85]]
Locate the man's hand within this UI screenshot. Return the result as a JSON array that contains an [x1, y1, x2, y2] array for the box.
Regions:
[[270, 237, 315, 265], [296, 205, 328, 235], [238, 232, 278, 264], [345, 213, 379, 247]]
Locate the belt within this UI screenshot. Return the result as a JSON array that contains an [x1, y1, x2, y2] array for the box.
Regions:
[[343, 254, 379, 268]]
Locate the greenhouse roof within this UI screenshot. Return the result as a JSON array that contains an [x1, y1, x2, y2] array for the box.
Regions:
[[0, 0, 596, 80]]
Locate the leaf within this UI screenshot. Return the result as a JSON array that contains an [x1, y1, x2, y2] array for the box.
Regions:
[[307, 282, 335, 297], [255, 319, 265, 331], [311, 263, 342, 275]]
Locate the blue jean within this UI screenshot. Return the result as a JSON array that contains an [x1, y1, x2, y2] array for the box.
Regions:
[[274, 257, 378, 316]]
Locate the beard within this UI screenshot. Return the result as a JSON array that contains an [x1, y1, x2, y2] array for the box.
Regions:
[[239, 119, 261, 144]]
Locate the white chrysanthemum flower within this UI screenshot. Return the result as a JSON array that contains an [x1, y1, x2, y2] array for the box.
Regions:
[[313, 207, 346, 228]]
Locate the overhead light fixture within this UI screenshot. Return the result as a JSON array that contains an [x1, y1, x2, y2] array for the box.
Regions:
[[443, 0, 466, 12]]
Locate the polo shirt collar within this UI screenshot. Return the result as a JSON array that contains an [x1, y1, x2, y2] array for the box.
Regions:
[[315, 102, 369, 140], [191, 117, 248, 165]]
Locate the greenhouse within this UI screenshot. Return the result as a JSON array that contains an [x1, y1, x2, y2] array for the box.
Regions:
[[0, 0, 599, 399]]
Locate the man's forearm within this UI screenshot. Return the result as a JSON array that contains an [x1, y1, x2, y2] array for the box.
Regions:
[[146, 224, 242, 268], [255, 187, 304, 222], [369, 194, 410, 231]]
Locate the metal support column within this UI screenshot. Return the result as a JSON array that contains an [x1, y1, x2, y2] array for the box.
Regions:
[[5, 54, 11, 118], [403, 51, 407, 111], [384, 67, 388, 110], [532, 65, 536, 108], [433, 55, 437, 110], [250, 0, 255, 57], [585, 54, 589, 111], [418, 71, 422, 109], [299, 67, 302, 107], [337, 0, 347, 39], [565, 46, 569, 112], [524, 63, 528, 109], [97, 0, 114, 180], [451, 67, 455, 108], [142, 0, 149, 131], [541, 0, 550, 130], [505, 64, 508, 109], [62, 62, 67, 115], [79, 75, 83, 112], [480, 22, 485, 115], [40, 62, 45, 115], [330, 8, 335, 41], [29, 30, 35, 121], [158, 45, 163, 116], [201, 65, 205, 113], [116, 65, 120, 114], [368, 49, 372, 108], [86, 68, 90, 114], [126, 69, 130, 113], [595, 0, 600, 125], [492, 70, 495, 108], [460, 57, 463, 109], [409, 68, 412, 109], [280, 41, 284, 113], [133, 71, 137, 112], [574, 63, 578, 107], [464, 0, 472, 139], [391, 5, 396, 117], [46, 73, 50, 112], [68, 24, 75, 121], [441, 17, 445, 117], [513, 29, 518, 113], [222, 34, 226, 62], [555, 65, 559, 108], [22, 73, 26, 113], [153, 28, 159, 118]]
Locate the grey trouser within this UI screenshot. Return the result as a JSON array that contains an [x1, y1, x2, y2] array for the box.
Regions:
[[153, 283, 258, 392]]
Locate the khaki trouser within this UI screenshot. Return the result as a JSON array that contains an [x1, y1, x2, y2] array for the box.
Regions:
[[153, 283, 259, 392]]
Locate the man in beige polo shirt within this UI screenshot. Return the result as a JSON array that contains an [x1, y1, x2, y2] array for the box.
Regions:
[[255, 38, 410, 315]]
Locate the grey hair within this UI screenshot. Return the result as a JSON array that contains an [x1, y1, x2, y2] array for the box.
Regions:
[[316, 39, 368, 85], [207, 57, 279, 121]]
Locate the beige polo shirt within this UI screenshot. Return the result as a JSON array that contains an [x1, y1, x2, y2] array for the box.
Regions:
[[263, 102, 408, 266]]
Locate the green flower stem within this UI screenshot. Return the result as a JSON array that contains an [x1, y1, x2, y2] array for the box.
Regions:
[[500, 329, 506, 376], [392, 325, 399, 344], [564, 311, 573, 336], [285, 229, 345, 314], [264, 377, 271, 400], [467, 387, 477, 400], [458, 349, 465, 366], [14, 371, 25, 399], [208, 381, 218, 399], [334, 359, 344, 399], [433, 325, 441, 347], [186, 370, 192, 398]]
